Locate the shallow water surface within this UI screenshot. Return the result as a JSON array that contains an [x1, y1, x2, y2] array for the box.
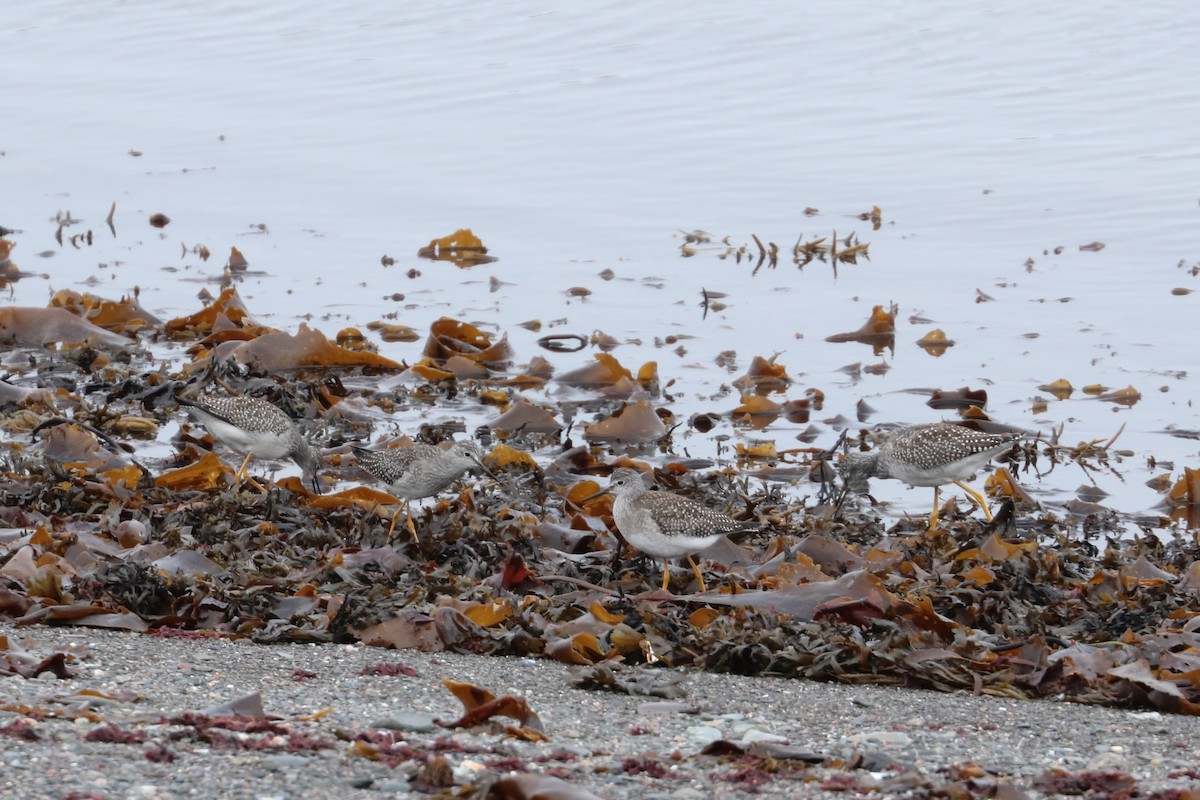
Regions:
[[4, 0, 1200, 532]]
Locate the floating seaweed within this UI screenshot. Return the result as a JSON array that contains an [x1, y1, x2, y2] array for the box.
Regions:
[[417, 228, 498, 268]]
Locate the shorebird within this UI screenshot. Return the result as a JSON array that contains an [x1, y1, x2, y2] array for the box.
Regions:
[[177, 393, 323, 493], [838, 422, 1020, 529], [580, 467, 759, 592], [352, 440, 495, 544]]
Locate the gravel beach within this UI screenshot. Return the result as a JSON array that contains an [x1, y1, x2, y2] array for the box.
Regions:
[[2, 622, 1196, 799]]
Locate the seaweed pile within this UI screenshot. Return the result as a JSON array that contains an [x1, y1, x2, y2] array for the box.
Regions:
[[1, 281, 1199, 719]]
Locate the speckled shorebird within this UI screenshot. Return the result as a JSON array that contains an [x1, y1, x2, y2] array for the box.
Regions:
[[580, 467, 759, 593], [177, 393, 323, 493], [352, 440, 495, 544], [838, 422, 1020, 529]]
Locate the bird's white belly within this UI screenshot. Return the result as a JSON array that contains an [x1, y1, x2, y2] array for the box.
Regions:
[[204, 418, 290, 459], [614, 503, 721, 558], [390, 471, 457, 500], [887, 450, 996, 487]]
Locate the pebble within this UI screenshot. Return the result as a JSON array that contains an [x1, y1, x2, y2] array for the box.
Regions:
[[453, 759, 487, 782], [844, 731, 913, 747], [684, 725, 723, 745], [1087, 752, 1129, 772], [741, 729, 788, 745], [372, 712, 438, 732], [730, 721, 753, 737], [376, 780, 410, 793]]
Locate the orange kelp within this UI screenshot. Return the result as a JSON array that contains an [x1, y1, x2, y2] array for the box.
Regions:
[[416, 229, 497, 268], [50, 289, 161, 334], [825, 304, 895, 355], [422, 317, 512, 367], [164, 286, 261, 339]]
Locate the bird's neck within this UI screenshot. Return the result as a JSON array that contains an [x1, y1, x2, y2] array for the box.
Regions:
[[615, 485, 648, 506], [863, 451, 889, 479]]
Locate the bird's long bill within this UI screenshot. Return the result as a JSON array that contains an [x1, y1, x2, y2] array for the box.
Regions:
[[832, 481, 853, 514], [471, 456, 498, 481], [577, 486, 612, 505], [820, 429, 850, 461]]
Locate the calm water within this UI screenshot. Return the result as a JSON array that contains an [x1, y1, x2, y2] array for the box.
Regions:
[[5, 1, 1200, 530]]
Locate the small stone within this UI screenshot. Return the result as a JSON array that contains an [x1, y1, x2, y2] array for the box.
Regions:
[[115, 519, 146, 547], [741, 729, 789, 745], [685, 725, 723, 745], [373, 712, 438, 733], [844, 731, 912, 747], [376, 780, 410, 793], [1086, 752, 1128, 772], [453, 759, 486, 782], [262, 754, 310, 770]]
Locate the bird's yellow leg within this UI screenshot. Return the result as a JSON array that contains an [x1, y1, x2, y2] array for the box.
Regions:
[[385, 507, 402, 544], [928, 486, 941, 530], [660, 560, 671, 592], [954, 480, 993, 521], [235, 452, 253, 482], [385, 502, 420, 546], [233, 452, 268, 492], [405, 501, 420, 545], [687, 555, 708, 593]]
